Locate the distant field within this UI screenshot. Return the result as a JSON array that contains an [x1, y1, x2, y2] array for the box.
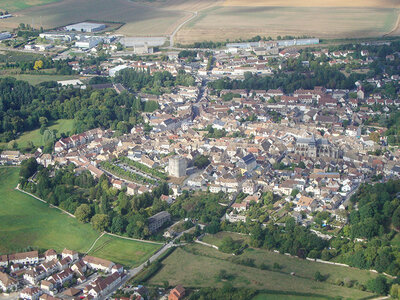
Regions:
[[149, 244, 375, 299], [1, 0, 397, 41], [252, 294, 326, 300], [0, 0, 191, 37], [177, 6, 399, 43], [1, 119, 74, 149], [0, 74, 79, 85], [0, 0, 60, 12], [0, 167, 99, 254], [223, 0, 400, 7], [88, 234, 161, 268]]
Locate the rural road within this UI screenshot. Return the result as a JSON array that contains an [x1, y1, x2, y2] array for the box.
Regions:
[[169, 11, 198, 47]]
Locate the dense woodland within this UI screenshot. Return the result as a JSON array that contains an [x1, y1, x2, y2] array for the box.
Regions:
[[0, 77, 152, 145], [208, 64, 366, 94]]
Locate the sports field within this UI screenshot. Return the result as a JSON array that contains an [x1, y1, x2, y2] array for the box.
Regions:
[[149, 235, 378, 299], [0, 167, 99, 254], [1, 119, 74, 149], [88, 234, 161, 268]]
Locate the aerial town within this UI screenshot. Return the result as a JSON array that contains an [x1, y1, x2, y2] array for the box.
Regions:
[[0, 16, 400, 300]]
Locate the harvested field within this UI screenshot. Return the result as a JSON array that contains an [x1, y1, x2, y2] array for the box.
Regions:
[[176, 6, 399, 43], [223, 0, 400, 8], [0, 0, 218, 37]]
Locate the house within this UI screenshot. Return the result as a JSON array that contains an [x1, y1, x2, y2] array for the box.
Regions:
[[0, 271, 18, 292], [8, 251, 39, 265], [237, 153, 257, 171], [296, 195, 318, 212], [20, 287, 42, 300], [169, 285, 186, 300], [232, 202, 248, 212], [0, 255, 8, 267], [44, 250, 57, 262], [61, 249, 79, 262], [83, 256, 115, 273]]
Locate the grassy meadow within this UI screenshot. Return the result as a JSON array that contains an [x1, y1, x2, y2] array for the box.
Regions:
[[0, 167, 162, 268], [0, 167, 99, 254], [1, 119, 74, 149], [148, 235, 378, 299], [88, 234, 161, 268], [0, 74, 80, 86]]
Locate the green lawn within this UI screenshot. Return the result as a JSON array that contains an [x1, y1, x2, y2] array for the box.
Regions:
[[0, 74, 80, 86], [201, 231, 250, 248], [0, 0, 61, 12], [252, 294, 327, 300], [149, 243, 376, 299], [3, 119, 74, 149], [88, 234, 162, 268], [0, 167, 99, 254]]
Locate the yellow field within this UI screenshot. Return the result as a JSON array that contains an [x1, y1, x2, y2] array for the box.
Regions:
[[176, 5, 400, 43], [0, 0, 398, 41], [223, 0, 400, 8]]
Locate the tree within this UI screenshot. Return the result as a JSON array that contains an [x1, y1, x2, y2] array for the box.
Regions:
[[19, 158, 38, 180], [91, 214, 109, 232], [75, 204, 91, 223], [110, 216, 124, 234], [392, 207, 400, 230], [194, 155, 210, 169], [314, 271, 325, 282], [34, 60, 43, 70], [366, 276, 389, 295]]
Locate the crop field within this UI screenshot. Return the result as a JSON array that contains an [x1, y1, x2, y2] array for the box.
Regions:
[[0, 0, 199, 37], [0, 167, 99, 254], [1, 119, 74, 149], [88, 234, 161, 268], [0, 0, 60, 12], [176, 5, 399, 44], [149, 240, 378, 299]]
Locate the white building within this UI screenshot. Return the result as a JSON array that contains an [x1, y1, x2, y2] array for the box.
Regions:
[[168, 156, 187, 177], [65, 22, 106, 32]]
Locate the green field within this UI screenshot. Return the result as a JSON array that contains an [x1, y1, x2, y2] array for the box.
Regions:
[[0, 0, 60, 12], [252, 294, 327, 300], [0, 74, 80, 86], [149, 240, 377, 299], [2, 119, 74, 149], [88, 234, 161, 268], [201, 231, 250, 247], [0, 167, 99, 254]]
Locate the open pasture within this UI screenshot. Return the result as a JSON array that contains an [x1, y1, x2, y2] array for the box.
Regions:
[[0, 167, 99, 254], [148, 244, 376, 299]]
